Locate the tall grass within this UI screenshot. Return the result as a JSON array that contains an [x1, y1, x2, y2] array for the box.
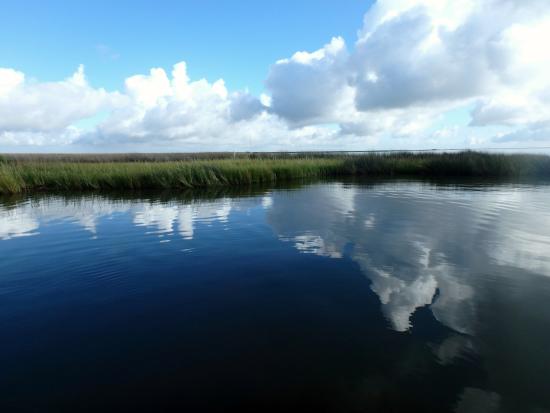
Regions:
[[0, 152, 344, 163], [1, 152, 550, 194], [0, 158, 342, 194], [341, 152, 550, 177]]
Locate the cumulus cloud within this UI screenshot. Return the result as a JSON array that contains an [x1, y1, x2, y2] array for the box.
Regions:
[[0, 68, 24, 96], [352, 3, 491, 110], [265, 37, 353, 125], [493, 123, 550, 143], [228, 91, 265, 122], [77, 62, 342, 150], [266, 0, 550, 144], [1, 0, 550, 150], [0, 66, 119, 132], [85, 62, 232, 144]]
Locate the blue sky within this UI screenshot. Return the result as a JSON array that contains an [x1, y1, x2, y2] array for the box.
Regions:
[[1, 1, 372, 94], [0, 0, 549, 152]]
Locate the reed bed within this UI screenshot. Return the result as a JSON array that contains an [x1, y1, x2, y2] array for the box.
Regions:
[[1, 152, 343, 163], [1, 152, 550, 194]]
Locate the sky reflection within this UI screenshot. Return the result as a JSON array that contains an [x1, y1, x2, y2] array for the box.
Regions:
[[0, 195, 271, 241], [1, 182, 550, 412]]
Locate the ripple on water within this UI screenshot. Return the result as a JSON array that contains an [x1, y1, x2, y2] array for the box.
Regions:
[[1, 181, 550, 412]]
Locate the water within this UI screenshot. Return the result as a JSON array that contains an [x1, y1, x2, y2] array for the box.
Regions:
[[1, 180, 550, 412]]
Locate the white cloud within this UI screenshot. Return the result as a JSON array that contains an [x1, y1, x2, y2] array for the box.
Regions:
[[78, 62, 340, 150], [265, 37, 353, 125], [1, 0, 550, 150], [266, 0, 550, 145], [229, 91, 265, 122], [0, 68, 24, 96], [0, 66, 119, 133], [493, 122, 550, 143], [352, 2, 490, 110]]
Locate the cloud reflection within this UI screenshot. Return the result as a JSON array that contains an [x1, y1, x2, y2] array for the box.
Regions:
[[0, 208, 39, 240], [266, 182, 550, 336], [2, 184, 549, 412], [0, 196, 266, 242], [263, 181, 550, 412]]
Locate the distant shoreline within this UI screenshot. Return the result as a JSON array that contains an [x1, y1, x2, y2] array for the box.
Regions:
[[2, 152, 550, 194]]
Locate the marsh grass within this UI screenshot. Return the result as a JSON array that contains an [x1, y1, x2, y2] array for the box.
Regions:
[[1, 152, 550, 194], [0, 158, 342, 194], [1, 152, 341, 163], [339, 152, 550, 178]]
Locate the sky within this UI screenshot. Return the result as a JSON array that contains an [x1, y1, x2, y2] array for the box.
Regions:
[[1, 0, 549, 152]]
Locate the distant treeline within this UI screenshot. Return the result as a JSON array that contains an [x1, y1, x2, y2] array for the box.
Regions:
[[1, 152, 550, 194]]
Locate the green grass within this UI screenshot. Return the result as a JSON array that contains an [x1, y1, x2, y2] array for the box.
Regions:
[[1, 152, 550, 194]]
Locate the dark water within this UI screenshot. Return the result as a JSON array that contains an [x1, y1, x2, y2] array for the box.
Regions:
[[1, 181, 550, 413]]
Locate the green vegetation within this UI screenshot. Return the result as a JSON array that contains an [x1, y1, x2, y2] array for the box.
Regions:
[[340, 152, 550, 177], [0, 158, 341, 194], [1, 152, 550, 194]]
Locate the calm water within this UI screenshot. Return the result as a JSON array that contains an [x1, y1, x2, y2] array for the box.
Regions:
[[1, 180, 550, 412]]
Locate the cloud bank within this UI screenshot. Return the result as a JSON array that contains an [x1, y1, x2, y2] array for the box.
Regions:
[[1, 0, 549, 151]]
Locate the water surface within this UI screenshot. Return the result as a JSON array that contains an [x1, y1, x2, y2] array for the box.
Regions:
[[1, 180, 550, 412]]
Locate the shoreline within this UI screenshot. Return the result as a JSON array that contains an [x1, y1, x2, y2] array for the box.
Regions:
[[2, 152, 550, 194]]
